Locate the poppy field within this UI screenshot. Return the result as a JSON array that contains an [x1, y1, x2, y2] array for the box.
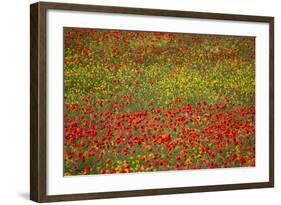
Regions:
[[63, 28, 255, 176]]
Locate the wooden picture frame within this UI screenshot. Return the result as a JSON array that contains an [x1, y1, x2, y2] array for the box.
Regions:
[[30, 1, 274, 202]]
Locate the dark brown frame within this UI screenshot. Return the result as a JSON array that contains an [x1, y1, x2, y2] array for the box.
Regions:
[[30, 1, 274, 203]]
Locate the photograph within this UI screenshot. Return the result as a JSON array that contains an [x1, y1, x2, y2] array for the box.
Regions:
[[63, 28, 256, 176]]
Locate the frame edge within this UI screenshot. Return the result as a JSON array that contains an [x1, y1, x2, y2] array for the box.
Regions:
[[269, 17, 274, 187], [37, 1, 273, 22], [30, 2, 48, 203], [30, 2, 39, 202]]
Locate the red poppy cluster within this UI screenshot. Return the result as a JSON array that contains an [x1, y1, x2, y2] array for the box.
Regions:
[[64, 96, 255, 175]]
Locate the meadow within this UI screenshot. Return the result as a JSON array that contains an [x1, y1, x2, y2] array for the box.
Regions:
[[63, 28, 255, 175]]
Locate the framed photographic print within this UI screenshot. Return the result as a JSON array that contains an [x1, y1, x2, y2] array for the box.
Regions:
[[30, 1, 274, 202]]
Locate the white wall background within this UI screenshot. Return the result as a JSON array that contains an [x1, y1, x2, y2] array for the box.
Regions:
[[0, 0, 279, 204]]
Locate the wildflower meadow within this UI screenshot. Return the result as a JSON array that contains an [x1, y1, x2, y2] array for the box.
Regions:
[[63, 28, 255, 176]]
